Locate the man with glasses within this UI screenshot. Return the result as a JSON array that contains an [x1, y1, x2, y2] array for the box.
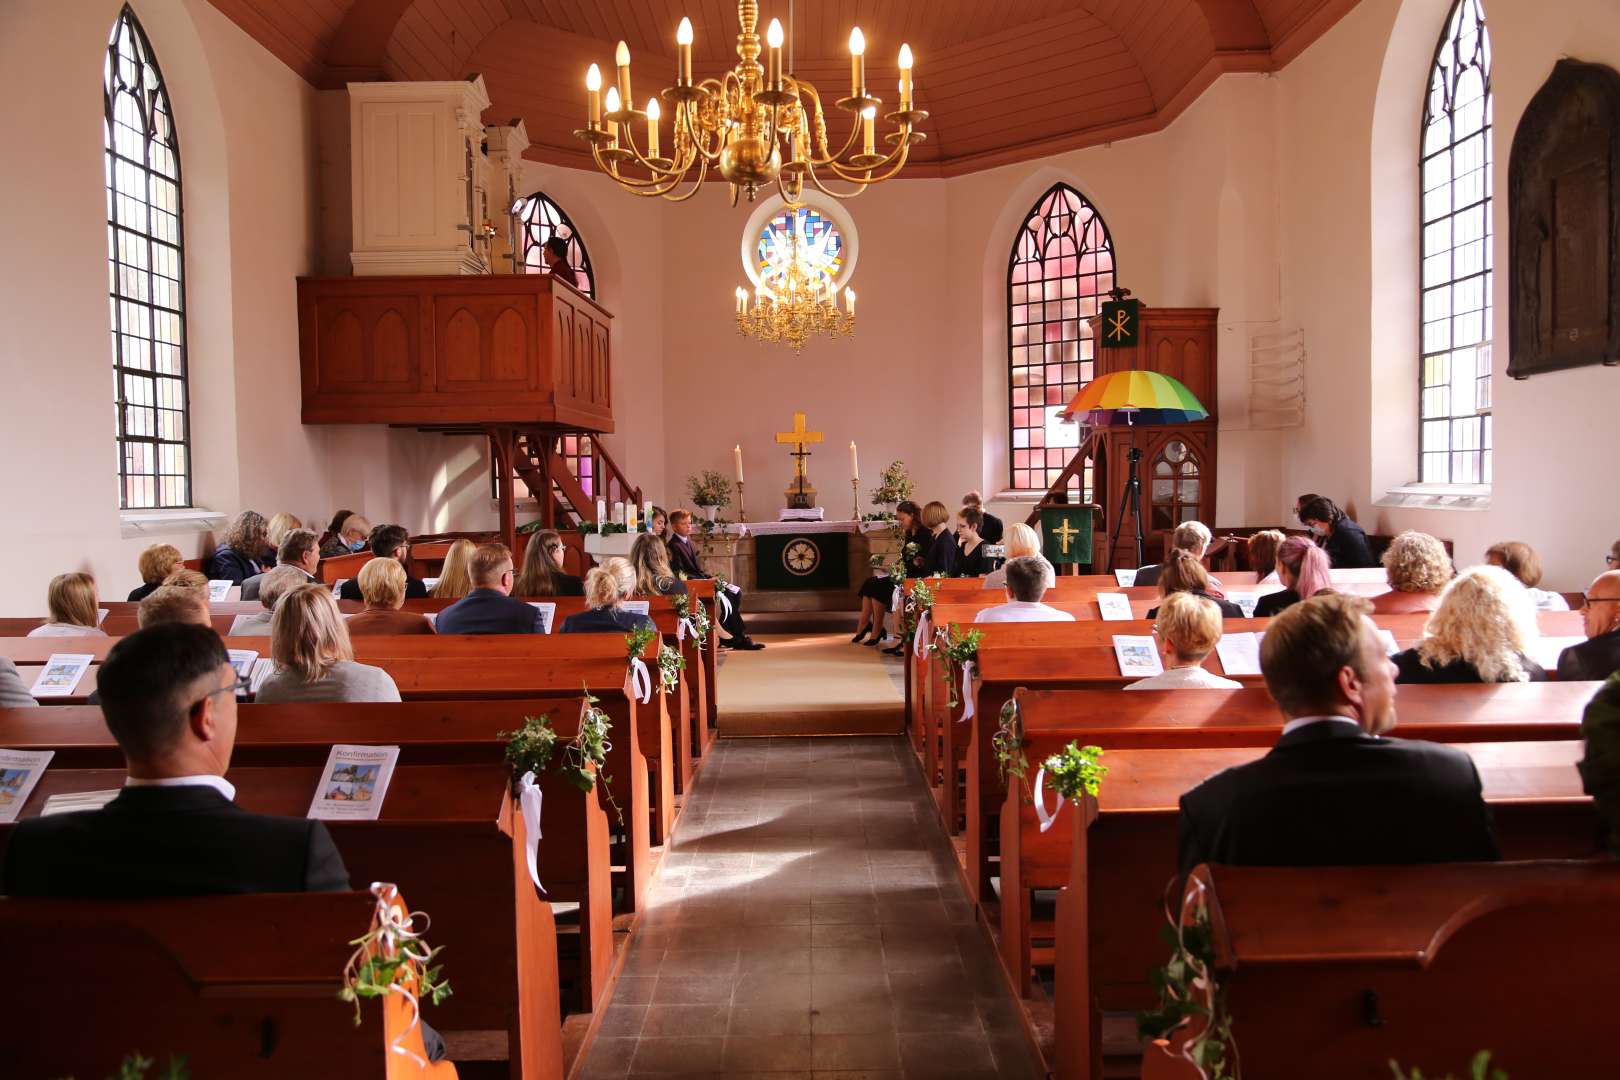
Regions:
[[338, 524, 429, 602], [434, 543, 546, 634], [1, 623, 350, 896], [1557, 571, 1620, 682]]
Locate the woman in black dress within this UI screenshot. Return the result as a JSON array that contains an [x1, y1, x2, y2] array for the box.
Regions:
[[1298, 495, 1376, 569], [954, 506, 991, 577], [919, 500, 959, 577], [853, 500, 923, 646]]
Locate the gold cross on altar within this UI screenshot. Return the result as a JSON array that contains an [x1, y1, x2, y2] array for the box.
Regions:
[[774, 411, 824, 480], [1052, 518, 1080, 554]]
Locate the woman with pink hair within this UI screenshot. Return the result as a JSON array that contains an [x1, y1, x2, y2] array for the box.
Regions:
[[1254, 535, 1332, 617]]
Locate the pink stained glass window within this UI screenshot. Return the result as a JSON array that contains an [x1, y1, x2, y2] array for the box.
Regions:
[[515, 190, 595, 299], [1007, 183, 1115, 498]]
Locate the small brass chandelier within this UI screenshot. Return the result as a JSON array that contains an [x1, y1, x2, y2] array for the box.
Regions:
[[735, 230, 855, 353], [575, 0, 927, 205]]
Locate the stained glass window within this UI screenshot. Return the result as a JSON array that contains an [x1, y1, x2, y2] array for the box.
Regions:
[[516, 191, 595, 298], [106, 5, 190, 509], [1150, 441, 1202, 532], [1419, 0, 1492, 485], [1008, 183, 1115, 496], [755, 206, 844, 297]]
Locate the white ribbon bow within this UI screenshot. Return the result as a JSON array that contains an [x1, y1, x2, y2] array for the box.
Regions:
[[677, 617, 697, 643], [1033, 765, 1061, 833], [890, 585, 902, 612], [960, 660, 978, 722], [344, 882, 436, 1067], [518, 770, 546, 894], [629, 656, 653, 703], [912, 609, 933, 659]]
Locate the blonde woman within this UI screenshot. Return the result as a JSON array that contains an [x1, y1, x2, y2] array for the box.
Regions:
[[1370, 531, 1454, 614], [266, 512, 304, 551], [1127, 592, 1242, 690], [206, 510, 269, 584], [559, 558, 656, 634], [432, 539, 477, 599], [29, 573, 107, 638], [129, 543, 184, 601], [1392, 565, 1548, 684], [255, 584, 401, 703], [629, 533, 686, 597], [983, 523, 1056, 591], [347, 558, 435, 636], [1485, 541, 1570, 612]]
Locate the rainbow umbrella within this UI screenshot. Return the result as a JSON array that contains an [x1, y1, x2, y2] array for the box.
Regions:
[[1058, 370, 1209, 426]]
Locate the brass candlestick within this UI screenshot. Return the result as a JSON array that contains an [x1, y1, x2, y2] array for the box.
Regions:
[[737, 480, 747, 524], [852, 478, 860, 522]]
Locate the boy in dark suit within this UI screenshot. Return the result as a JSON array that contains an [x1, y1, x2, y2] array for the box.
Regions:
[[434, 542, 546, 635], [666, 509, 763, 650], [1178, 592, 1499, 877], [2, 623, 350, 896]]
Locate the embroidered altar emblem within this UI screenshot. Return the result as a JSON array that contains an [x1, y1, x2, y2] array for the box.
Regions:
[[1099, 298, 1139, 347], [783, 538, 821, 576]]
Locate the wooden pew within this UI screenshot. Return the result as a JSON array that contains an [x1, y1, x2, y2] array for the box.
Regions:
[[1133, 861, 1620, 1080], [0, 890, 481, 1078], [0, 764, 566, 1079], [1024, 738, 1598, 1080]]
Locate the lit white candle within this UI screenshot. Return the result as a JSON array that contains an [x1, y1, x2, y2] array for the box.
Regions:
[[645, 97, 661, 159], [597, 498, 607, 530], [849, 27, 865, 98], [898, 44, 913, 110], [676, 17, 693, 87], [586, 64, 602, 127], [614, 41, 632, 111], [845, 287, 856, 315], [850, 441, 859, 480], [766, 18, 784, 92], [734, 445, 744, 484], [861, 105, 875, 155], [603, 87, 622, 147], [735, 286, 747, 314]]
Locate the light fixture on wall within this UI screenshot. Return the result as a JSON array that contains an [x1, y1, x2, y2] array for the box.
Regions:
[[575, 0, 927, 205], [735, 227, 854, 353]]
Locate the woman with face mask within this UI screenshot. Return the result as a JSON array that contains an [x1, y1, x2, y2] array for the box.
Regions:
[[1297, 495, 1376, 569]]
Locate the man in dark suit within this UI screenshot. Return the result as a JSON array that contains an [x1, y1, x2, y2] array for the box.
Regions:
[[434, 543, 545, 635], [240, 528, 320, 601], [1559, 572, 1620, 682], [961, 491, 1003, 545], [2, 623, 350, 896], [1178, 592, 1499, 877], [666, 510, 763, 650], [337, 524, 429, 602]]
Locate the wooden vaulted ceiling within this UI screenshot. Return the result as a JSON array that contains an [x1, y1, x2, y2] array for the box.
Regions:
[[209, 0, 1361, 176]]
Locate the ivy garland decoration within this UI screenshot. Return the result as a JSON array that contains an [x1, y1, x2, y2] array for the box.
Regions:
[[938, 626, 983, 709], [1043, 741, 1108, 800], [625, 624, 658, 664], [671, 592, 710, 649], [338, 905, 453, 1031], [499, 692, 622, 824], [1137, 886, 1236, 1080], [992, 698, 1030, 789], [656, 642, 685, 694], [501, 712, 560, 790], [574, 521, 629, 535]]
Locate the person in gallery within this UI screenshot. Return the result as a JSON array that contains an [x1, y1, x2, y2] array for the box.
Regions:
[[205, 510, 269, 584], [1391, 565, 1548, 685], [434, 544, 546, 635], [1296, 495, 1377, 569], [560, 559, 657, 634], [255, 585, 402, 703], [982, 523, 1055, 592], [128, 543, 184, 602], [346, 558, 436, 636], [960, 491, 1003, 545], [542, 235, 580, 289], [1485, 541, 1570, 612], [1145, 551, 1242, 620], [1176, 593, 1499, 876], [514, 529, 585, 597], [1254, 536, 1334, 618], [1559, 572, 1620, 683], [973, 556, 1075, 624], [919, 501, 959, 578], [854, 500, 923, 648], [1126, 592, 1241, 690], [1368, 531, 1454, 615], [28, 573, 106, 638]]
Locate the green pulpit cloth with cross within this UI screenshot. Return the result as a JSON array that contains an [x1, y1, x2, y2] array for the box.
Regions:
[[1040, 506, 1094, 567]]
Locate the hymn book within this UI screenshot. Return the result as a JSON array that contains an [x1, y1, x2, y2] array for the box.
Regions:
[[1226, 593, 1260, 618], [29, 655, 93, 699], [528, 602, 557, 634], [308, 745, 399, 821], [1113, 569, 1138, 587], [621, 600, 651, 616], [207, 580, 233, 602], [1096, 593, 1133, 621], [1113, 635, 1163, 677], [1215, 632, 1264, 677], [0, 749, 53, 824]]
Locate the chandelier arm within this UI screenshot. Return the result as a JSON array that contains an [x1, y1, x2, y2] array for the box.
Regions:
[[818, 140, 914, 185], [589, 143, 703, 198], [678, 105, 723, 165], [801, 164, 873, 201], [658, 156, 712, 202]]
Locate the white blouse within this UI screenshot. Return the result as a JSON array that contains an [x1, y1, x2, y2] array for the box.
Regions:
[[27, 623, 107, 638]]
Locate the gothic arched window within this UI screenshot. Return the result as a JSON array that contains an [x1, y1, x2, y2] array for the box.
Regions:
[[1419, 0, 1493, 484], [1008, 183, 1115, 498], [515, 190, 595, 299], [106, 5, 190, 509], [1150, 440, 1202, 532]]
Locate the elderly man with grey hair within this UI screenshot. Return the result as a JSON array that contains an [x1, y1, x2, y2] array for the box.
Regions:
[[1134, 520, 1214, 588], [241, 529, 320, 602], [973, 556, 1076, 623], [229, 565, 314, 636]]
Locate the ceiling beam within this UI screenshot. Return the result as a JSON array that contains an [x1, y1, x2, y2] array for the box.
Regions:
[[321, 0, 417, 87]]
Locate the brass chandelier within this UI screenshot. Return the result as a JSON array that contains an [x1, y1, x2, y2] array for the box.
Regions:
[[735, 229, 855, 354], [575, 0, 927, 205]]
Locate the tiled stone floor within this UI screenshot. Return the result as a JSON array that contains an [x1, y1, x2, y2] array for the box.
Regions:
[[580, 736, 1041, 1078]]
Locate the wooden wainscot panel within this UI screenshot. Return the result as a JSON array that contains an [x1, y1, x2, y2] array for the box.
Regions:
[[298, 274, 614, 430]]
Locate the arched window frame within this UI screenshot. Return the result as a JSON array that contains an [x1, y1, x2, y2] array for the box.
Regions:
[[106, 4, 191, 509], [515, 190, 596, 300], [1007, 182, 1117, 499], [1418, 0, 1493, 485]]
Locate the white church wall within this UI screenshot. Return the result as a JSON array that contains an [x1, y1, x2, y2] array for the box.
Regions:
[[1278, 0, 1620, 589], [0, 0, 322, 611]]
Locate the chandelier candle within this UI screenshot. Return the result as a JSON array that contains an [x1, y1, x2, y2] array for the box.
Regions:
[[614, 41, 632, 112], [603, 87, 621, 148], [676, 17, 693, 87], [645, 97, 661, 160], [849, 27, 865, 98], [899, 44, 914, 110], [586, 64, 601, 128], [766, 19, 784, 94]]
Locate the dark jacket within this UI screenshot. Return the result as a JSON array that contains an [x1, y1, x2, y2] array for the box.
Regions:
[[1133, 563, 1165, 589], [559, 607, 657, 634], [1559, 629, 1620, 683], [922, 529, 959, 577], [1324, 518, 1377, 569], [434, 588, 544, 635], [1177, 720, 1500, 877], [1254, 588, 1301, 618], [338, 574, 428, 603], [549, 572, 586, 597], [241, 567, 315, 602], [1577, 673, 1620, 854], [641, 575, 688, 597], [127, 581, 160, 602], [1, 785, 349, 897], [1392, 649, 1548, 685], [902, 525, 929, 578], [1148, 589, 1244, 620], [666, 534, 710, 579], [204, 545, 263, 585], [980, 512, 1004, 545]]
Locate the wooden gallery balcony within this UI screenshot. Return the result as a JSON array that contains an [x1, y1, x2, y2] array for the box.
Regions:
[[297, 274, 613, 432]]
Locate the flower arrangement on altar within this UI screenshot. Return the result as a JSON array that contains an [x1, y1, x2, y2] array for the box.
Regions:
[[869, 459, 913, 507], [686, 470, 734, 510]]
